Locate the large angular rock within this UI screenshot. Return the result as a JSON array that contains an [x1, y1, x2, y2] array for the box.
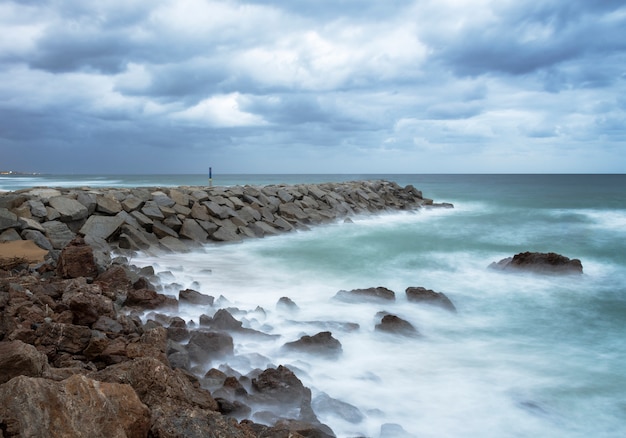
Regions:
[[141, 200, 165, 220], [21, 229, 54, 251], [42, 220, 75, 249], [36, 322, 93, 354], [27, 199, 48, 218], [0, 340, 49, 385], [48, 196, 89, 222], [96, 195, 122, 215], [79, 215, 125, 240], [0, 208, 19, 231], [179, 218, 208, 242], [179, 288, 214, 306], [0, 374, 150, 438], [211, 226, 240, 242]]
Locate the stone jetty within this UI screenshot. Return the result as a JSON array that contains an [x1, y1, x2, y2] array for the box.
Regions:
[[0, 180, 452, 259]]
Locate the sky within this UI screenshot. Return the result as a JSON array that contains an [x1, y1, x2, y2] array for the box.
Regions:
[[0, 0, 625, 174]]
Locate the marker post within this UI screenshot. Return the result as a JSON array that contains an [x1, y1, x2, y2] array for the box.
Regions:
[[209, 167, 213, 187]]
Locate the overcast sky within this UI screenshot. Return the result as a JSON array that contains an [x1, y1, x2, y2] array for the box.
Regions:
[[1, 0, 625, 174]]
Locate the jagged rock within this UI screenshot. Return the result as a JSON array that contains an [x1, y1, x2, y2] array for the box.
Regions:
[[489, 251, 583, 274], [179, 288, 214, 306], [141, 200, 165, 220], [0, 340, 49, 384], [27, 199, 48, 218], [76, 192, 97, 214], [79, 215, 125, 240], [211, 226, 241, 242], [96, 265, 133, 300], [0, 374, 151, 437], [36, 322, 93, 354], [179, 218, 208, 242], [159, 236, 191, 253], [405, 286, 457, 312], [42, 220, 75, 249], [333, 287, 396, 302], [48, 196, 89, 222], [152, 220, 179, 239], [62, 282, 115, 326], [251, 365, 309, 405], [18, 216, 45, 233], [282, 331, 342, 358], [56, 238, 99, 279], [375, 314, 419, 337], [21, 229, 54, 251], [125, 288, 172, 309], [96, 195, 123, 215]]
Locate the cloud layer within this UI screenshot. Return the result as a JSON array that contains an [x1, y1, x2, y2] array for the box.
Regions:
[[1, 0, 624, 173]]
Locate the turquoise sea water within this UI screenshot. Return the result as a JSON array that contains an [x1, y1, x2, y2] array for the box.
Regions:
[[2, 174, 625, 437]]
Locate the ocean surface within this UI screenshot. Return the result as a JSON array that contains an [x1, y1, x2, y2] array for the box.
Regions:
[[2, 174, 625, 437]]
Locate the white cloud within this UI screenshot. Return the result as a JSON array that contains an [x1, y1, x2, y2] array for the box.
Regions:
[[172, 93, 268, 127]]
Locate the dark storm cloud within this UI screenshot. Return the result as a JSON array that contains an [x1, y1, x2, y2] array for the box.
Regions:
[[0, 0, 625, 173]]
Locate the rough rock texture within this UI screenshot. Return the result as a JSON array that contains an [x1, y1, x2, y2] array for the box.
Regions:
[[56, 237, 99, 279], [0, 374, 151, 438], [489, 251, 583, 274], [0, 340, 49, 384]]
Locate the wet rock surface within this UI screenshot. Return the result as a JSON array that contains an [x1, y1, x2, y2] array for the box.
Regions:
[[489, 251, 583, 274]]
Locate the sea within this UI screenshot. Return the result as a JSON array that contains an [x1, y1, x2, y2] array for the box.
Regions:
[[1, 173, 625, 438]]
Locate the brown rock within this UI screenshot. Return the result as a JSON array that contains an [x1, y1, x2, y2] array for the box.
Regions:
[[282, 331, 343, 358], [56, 237, 99, 279], [489, 251, 583, 275], [0, 340, 49, 384], [375, 314, 420, 337], [0, 374, 150, 438], [36, 322, 92, 355], [333, 286, 396, 302]]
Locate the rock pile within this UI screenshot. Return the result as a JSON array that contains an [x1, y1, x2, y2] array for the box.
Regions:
[[0, 180, 452, 257], [0, 240, 335, 437]]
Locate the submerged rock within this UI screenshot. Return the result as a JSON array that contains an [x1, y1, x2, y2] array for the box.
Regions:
[[489, 251, 583, 275], [375, 314, 420, 337], [405, 286, 457, 312], [282, 331, 343, 358], [333, 287, 396, 302]]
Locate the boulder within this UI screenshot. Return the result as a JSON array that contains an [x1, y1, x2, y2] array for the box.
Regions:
[[48, 196, 89, 222], [282, 331, 342, 358], [0, 374, 150, 438], [27, 199, 48, 218], [0, 228, 21, 242], [211, 226, 241, 242], [334, 287, 396, 302], [0, 208, 21, 231], [79, 215, 124, 240], [21, 229, 54, 251], [0, 340, 49, 385], [375, 314, 419, 337], [96, 195, 122, 215], [312, 392, 364, 424], [179, 218, 208, 242], [56, 238, 99, 279], [405, 287, 456, 312], [141, 200, 165, 220], [36, 322, 93, 354], [125, 288, 172, 309], [179, 288, 214, 306], [251, 365, 309, 405], [489, 251, 583, 274], [42, 220, 75, 249]]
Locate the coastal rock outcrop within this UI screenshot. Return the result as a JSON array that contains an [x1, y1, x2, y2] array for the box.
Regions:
[[282, 331, 343, 358], [489, 252, 583, 274], [333, 286, 396, 302]]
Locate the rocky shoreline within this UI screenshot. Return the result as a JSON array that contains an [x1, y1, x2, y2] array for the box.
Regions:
[[0, 180, 453, 438]]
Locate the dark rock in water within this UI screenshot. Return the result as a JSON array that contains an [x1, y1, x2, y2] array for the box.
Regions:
[[251, 365, 310, 405], [186, 331, 234, 363], [375, 314, 420, 337], [277, 296, 299, 311], [489, 251, 583, 274], [406, 286, 456, 312], [282, 331, 342, 358], [380, 422, 415, 438], [312, 392, 364, 424], [211, 308, 244, 331], [179, 288, 214, 306], [333, 286, 396, 302]]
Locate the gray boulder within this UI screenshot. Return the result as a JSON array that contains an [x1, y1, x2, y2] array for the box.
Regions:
[[42, 221, 75, 249], [0, 208, 19, 231], [79, 215, 125, 241], [48, 196, 89, 222]]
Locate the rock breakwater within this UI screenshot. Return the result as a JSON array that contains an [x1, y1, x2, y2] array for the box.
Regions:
[[0, 180, 452, 260]]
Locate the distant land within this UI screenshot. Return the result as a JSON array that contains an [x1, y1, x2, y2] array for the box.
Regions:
[[0, 170, 40, 175]]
